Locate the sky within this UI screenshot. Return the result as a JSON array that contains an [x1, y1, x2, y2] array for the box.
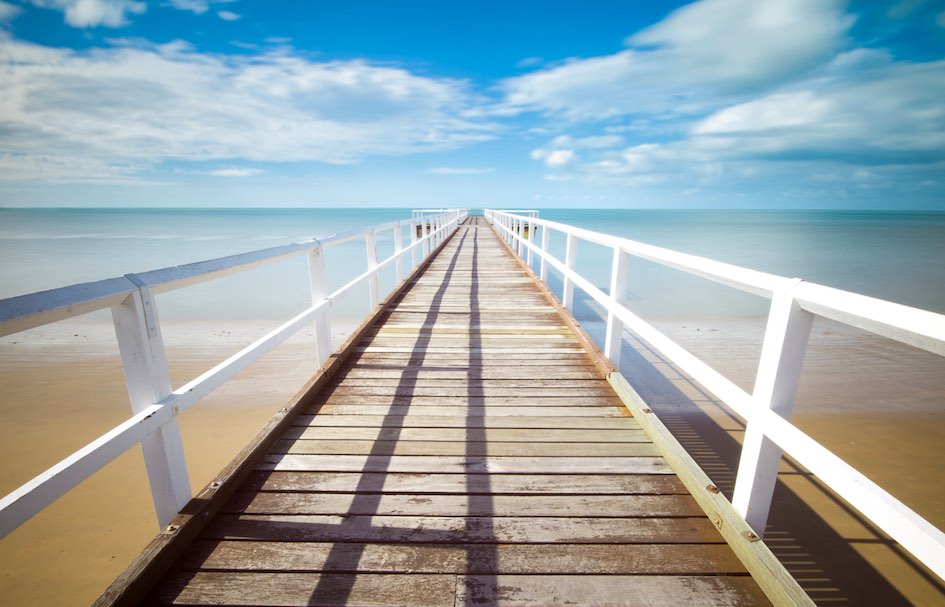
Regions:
[[0, 0, 943, 209]]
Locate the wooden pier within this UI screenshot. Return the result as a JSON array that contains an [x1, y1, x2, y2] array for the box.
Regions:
[[98, 218, 788, 606]]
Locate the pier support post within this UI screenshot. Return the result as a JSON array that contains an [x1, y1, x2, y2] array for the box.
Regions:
[[732, 280, 813, 536], [308, 245, 333, 366], [112, 283, 191, 529], [562, 233, 577, 310], [604, 247, 631, 366]]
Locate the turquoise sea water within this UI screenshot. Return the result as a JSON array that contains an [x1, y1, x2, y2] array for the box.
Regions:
[[1, 208, 944, 324]]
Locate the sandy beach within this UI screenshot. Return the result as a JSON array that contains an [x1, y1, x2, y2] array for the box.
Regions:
[[1, 316, 943, 606]]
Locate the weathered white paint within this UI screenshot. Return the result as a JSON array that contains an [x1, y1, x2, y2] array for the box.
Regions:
[[485, 208, 945, 583], [111, 285, 191, 528], [0, 209, 466, 538]]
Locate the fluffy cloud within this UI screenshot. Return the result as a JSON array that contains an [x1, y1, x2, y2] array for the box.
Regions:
[[0, 38, 495, 181], [217, 10, 239, 21], [0, 1, 21, 22], [514, 0, 944, 202], [29, 0, 145, 28], [502, 0, 851, 120]]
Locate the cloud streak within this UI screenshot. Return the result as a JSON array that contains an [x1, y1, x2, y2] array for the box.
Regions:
[[0, 38, 495, 181]]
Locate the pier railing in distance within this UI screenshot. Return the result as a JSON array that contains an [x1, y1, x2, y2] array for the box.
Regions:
[[0, 209, 468, 538], [485, 208, 945, 583]]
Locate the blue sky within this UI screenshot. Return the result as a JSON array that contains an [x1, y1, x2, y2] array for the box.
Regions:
[[0, 0, 943, 209]]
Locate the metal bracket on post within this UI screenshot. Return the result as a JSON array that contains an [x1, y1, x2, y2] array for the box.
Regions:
[[562, 233, 577, 310], [604, 246, 631, 366], [308, 243, 333, 366], [112, 275, 191, 529], [732, 278, 813, 536], [365, 230, 379, 309]]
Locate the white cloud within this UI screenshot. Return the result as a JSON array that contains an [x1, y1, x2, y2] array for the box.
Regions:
[[0, 1, 21, 22], [166, 0, 209, 14], [543, 149, 576, 168], [209, 168, 263, 177], [693, 55, 945, 165], [501, 0, 851, 120], [428, 167, 495, 175], [217, 10, 239, 21], [0, 38, 496, 182], [29, 0, 146, 28]]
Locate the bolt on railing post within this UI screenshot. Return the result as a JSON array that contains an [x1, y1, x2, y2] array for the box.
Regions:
[[393, 223, 405, 283], [111, 282, 191, 529], [604, 246, 631, 366], [365, 230, 379, 309], [562, 232, 577, 310], [539, 221, 550, 282], [732, 280, 814, 536], [308, 245, 333, 366]]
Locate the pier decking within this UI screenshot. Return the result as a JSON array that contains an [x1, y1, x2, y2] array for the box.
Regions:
[[104, 218, 775, 606]]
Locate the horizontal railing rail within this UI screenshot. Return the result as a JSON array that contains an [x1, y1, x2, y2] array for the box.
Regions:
[[0, 209, 468, 538], [485, 208, 945, 583]]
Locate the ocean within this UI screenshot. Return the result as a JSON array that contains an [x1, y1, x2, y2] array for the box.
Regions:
[[2, 208, 944, 326]]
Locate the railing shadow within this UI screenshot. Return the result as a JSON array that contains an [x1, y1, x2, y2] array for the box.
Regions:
[[617, 333, 944, 606], [462, 220, 500, 604], [304, 225, 472, 604]]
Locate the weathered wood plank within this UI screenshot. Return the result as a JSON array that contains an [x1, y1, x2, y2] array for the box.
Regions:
[[281, 426, 648, 442], [227, 493, 701, 517], [270, 439, 660, 457], [335, 366, 602, 379], [323, 378, 610, 389], [179, 540, 748, 575], [310, 395, 625, 407], [151, 572, 457, 606], [204, 514, 717, 543], [304, 404, 632, 417], [257, 454, 671, 475], [458, 575, 773, 607], [292, 414, 638, 429], [241, 471, 687, 495]]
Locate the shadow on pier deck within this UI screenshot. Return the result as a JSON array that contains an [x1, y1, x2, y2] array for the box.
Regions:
[[97, 218, 785, 606]]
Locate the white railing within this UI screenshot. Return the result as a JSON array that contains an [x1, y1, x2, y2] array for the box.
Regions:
[[485, 208, 945, 582], [0, 209, 467, 538]]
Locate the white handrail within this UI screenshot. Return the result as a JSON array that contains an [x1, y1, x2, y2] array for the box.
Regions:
[[485, 208, 945, 583], [0, 209, 468, 538]]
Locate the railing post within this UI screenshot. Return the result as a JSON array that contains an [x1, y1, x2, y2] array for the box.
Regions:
[[562, 232, 577, 310], [526, 218, 535, 267], [308, 244, 333, 366], [111, 281, 191, 529], [423, 219, 431, 258], [540, 221, 550, 282], [409, 219, 419, 269], [604, 246, 631, 366], [393, 223, 405, 283], [365, 230, 379, 309], [732, 280, 813, 536]]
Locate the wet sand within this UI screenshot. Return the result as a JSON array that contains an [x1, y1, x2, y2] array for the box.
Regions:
[[1, 317, 944, 606]]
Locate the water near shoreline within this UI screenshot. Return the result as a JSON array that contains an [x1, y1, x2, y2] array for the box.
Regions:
[[2, 208, 944, 322]]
